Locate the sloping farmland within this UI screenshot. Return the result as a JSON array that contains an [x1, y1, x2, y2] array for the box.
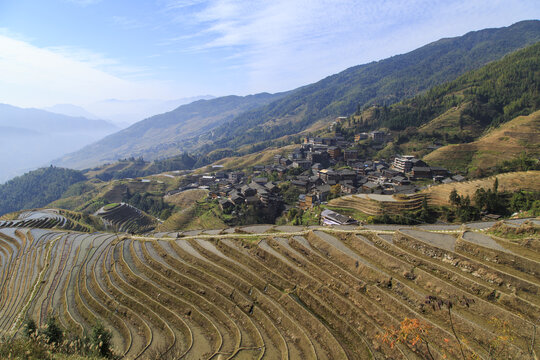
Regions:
[[0, 225, 538, 359]]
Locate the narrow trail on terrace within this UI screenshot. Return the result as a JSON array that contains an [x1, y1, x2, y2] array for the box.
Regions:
[[133, 227, 462, 243]]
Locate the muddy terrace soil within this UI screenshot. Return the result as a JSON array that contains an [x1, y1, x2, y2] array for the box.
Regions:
[[0, 224, 538, 359]]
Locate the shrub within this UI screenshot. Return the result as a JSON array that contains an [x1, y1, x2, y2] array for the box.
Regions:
[[23, 318, 37, 338], [40, 315, 63, 345], [0, 317, 116, 359], [90, 321, 113, 358]]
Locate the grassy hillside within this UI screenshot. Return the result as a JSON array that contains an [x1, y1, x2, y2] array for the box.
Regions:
[[159, 190, 228, 232], [424, 110, 540, 172], [48, 175, 179, 215], [195, 144, 300, 174], [163, 189, 208, 208], [82, 154, 196, 181], [158, 201, 227, 231], [418, 103, 478, 136]]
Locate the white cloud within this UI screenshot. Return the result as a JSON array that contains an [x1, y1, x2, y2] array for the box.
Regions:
[[163, 0, 540, 94], [0, 34, 175, 108]]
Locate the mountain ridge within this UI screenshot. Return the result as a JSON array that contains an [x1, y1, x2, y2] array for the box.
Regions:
[[53, 20, 540, 170], [53, 92, 289, 169], [0, 103, 117, 133], [200, 20, 540, 154], [0, 103, 119, 183]]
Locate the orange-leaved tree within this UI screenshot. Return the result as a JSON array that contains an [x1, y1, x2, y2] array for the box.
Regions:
[[379, 317, 436, 359]]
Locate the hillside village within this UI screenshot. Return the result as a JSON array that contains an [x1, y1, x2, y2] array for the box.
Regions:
[[170, 121, 465, 225]]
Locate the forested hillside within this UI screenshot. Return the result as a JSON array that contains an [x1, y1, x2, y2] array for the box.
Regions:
[[196, 20, 540, 155], [360, 41, 540, 131], [0, 167, 86, 216]]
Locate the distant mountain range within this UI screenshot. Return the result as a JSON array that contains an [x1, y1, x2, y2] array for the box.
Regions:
[[44, 104, 101, 120], [44, 95, 216, 128], [54, 92, 288, 169], [0, 104, 118, 183], [83, 95, 216, 126], [53, 20, 540, 170], [0, 103, 116, 133]]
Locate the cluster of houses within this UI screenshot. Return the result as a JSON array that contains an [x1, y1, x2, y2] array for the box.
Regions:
[[216, 176, 283, 217], [168, 132, 465, 220], [170, 169, 285, 218]]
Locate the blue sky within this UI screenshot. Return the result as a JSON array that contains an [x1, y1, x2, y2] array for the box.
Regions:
[[0, 0, 539, 110]]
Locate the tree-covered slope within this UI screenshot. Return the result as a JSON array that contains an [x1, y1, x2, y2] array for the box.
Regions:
[[198, 20, 540, 153], [344, 41, 540, 174], [54, 92, 287, 169], [362, 40, 540, 132], [0, 167, 87, 216]]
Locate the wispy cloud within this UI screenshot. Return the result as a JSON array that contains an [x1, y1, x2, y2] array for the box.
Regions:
[[44, 45, 152, 79], [111, 15, 146, 30], [0, 34, 175, 107], [160, 0, 540, 93], [162, 0, 207, 11]]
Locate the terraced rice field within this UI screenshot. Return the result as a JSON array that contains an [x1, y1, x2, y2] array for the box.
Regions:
[[0, 223, 538, 359], [0, 209, 91, 232], [328, 193, 426, 216], [96, 203, 157, 233]]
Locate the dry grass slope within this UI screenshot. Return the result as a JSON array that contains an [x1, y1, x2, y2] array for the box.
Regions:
[[423, 171, 540, 206], [424, 110, 540, 171], [196, 144, 300, 174], [163, 189, 208, 208]]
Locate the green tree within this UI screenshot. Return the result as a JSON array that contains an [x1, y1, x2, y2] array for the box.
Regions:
[[449, 189, 460, 206]]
